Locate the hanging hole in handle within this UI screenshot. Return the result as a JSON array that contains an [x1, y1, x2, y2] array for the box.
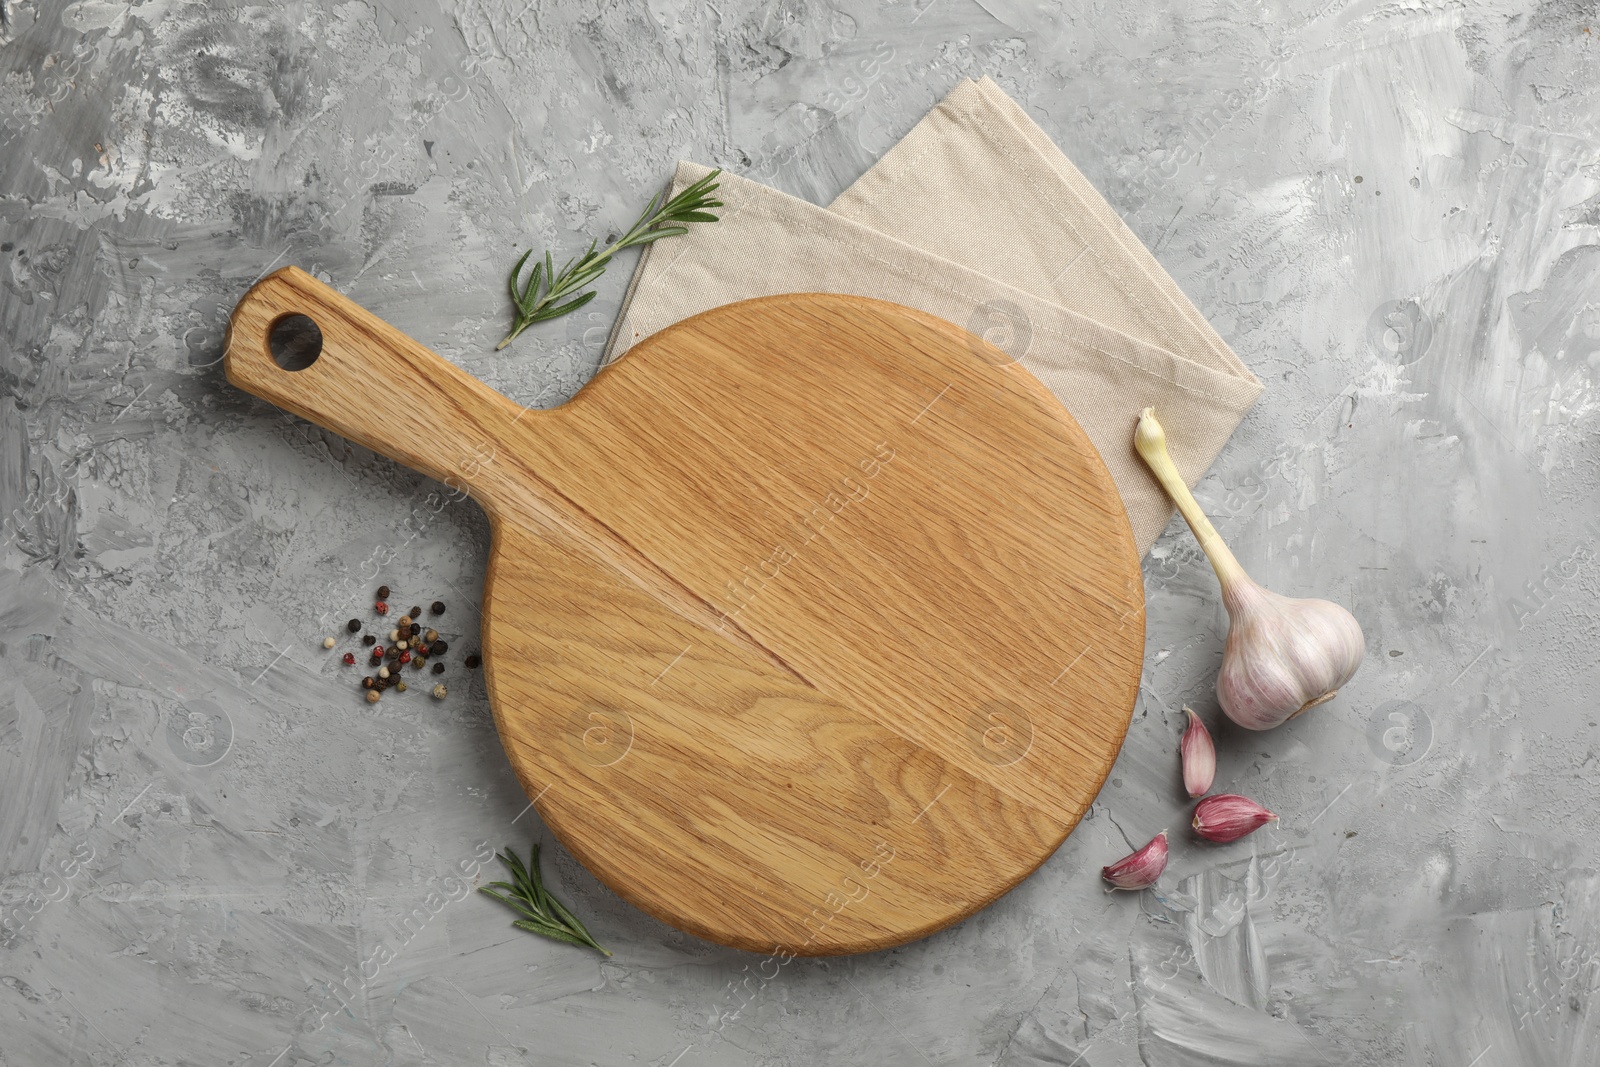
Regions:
[[268, 313, 323, 371]]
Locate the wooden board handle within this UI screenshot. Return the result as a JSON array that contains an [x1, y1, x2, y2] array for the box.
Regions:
[[225, 267, 532, 514]]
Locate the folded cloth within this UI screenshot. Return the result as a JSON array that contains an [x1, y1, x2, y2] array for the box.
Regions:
[[604, 76, 1263, 555]]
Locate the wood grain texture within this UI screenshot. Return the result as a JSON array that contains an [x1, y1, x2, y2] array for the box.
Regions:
[[226, 267, 1144, 955]]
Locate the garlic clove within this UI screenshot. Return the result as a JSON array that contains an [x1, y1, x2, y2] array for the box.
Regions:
[[1192, 793, 1277, 843], [1134, 407, 1365, 731], [1180, 707, 1216, 798], [1101, 831, 1169, 891]]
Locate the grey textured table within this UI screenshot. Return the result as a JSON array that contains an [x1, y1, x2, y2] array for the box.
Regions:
[[1, 1, 1594, 1064]]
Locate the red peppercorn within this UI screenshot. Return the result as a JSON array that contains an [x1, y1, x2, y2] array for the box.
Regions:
[[342, 652, 356, 665], [399, 651, 412, 664], [372, 645, 384, 657], [375, 601, 389, 615]]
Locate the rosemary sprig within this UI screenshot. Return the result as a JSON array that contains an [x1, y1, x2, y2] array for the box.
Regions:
[[497, 168, 724, 350], [479, 842, 611, 957]]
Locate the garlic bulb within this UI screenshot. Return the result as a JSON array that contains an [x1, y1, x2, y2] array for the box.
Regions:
[[1134, 408, 1365, 730], [1180, 707, 1215, 798], [1101, 831, 1168, 890], [1215, 576, 1364, 729]]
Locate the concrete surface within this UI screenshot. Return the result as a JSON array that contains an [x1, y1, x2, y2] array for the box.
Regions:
[[2, 0, 1598, 1064]]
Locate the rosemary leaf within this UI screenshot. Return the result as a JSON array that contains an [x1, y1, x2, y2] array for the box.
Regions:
[[496, 168, 723, 350], [626, 226, 688, 245], [479, 885, 540, 922], [513, 920, 591, 948], [480, 843, 611, 957], [546, 894, 602, 946], [545, 290, 599, 318]]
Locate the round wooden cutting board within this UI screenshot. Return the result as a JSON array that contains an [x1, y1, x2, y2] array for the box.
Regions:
[[226, 268, 1145, 955]]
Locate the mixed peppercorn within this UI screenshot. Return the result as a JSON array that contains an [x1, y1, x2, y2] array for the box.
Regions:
[[322, 584, 480, 703]]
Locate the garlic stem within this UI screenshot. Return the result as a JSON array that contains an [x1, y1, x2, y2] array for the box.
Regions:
[[1134, 408, 1246, 588]]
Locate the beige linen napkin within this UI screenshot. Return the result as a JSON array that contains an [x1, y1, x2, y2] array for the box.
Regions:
[[604, 76, 1263, 555]]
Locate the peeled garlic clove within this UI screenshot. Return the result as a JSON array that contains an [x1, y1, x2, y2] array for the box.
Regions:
[[1134, 408, 1366, 731], [1101, 831, 1168, 891], [1192, 793, 1276, 842], [1217, 577, 1365, 730], [1180, 707, 1216, 798]]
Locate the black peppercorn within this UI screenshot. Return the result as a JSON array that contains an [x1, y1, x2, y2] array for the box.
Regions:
[[431, 640, 448, 655], [347, 618, 361, 633], [432, 662, 445, 674], [369, 654, 382, 667], [362, 635, 376, 646], [430, 601, 446, 616], [377, 585, 391, 599], [409, 622, 421, 635], [464, 654, 481, 669], [408, 606, 422, 619], [361, 677, 375, 690]]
